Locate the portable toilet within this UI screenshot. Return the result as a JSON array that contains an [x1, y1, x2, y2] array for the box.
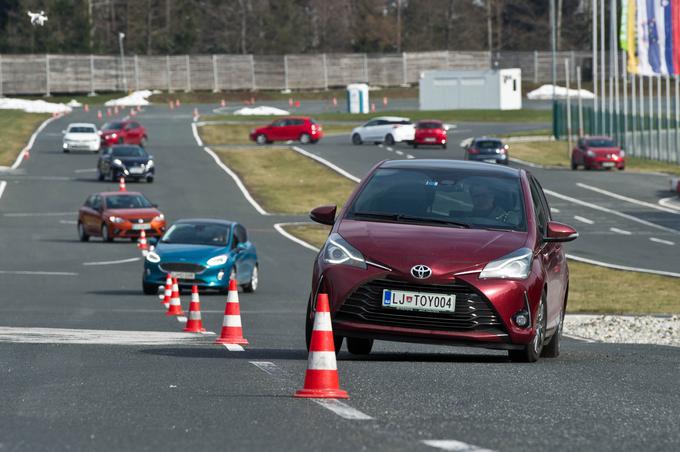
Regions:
[[419, 69, 522, 110], [347, 83, 369, 114]]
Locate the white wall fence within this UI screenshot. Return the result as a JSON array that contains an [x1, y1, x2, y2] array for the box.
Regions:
[[0, 50, 592, 96]]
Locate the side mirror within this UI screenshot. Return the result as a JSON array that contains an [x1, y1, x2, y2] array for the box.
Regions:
[[148, 155, 154, 160], [543, 221, 578, 243], [62, 130, 67, 134], [237, 242, 248, 251], [310, 205, 337, 226]]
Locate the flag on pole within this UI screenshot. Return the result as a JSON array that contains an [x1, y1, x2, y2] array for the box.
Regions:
[[672, 0, 680, 73], [621, 0, 630, 51], [627, 0, 639, 73], [663, 0, 674, 74], [646, 0, 662, 74]]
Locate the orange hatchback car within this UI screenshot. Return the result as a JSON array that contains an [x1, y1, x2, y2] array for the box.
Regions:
[[77, 192, 166, 242]]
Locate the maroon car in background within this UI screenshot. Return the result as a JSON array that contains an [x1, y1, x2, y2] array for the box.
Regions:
[[306, 159, 577, 362], [571, 136, 625, 170], [413, 120, 447, 149], [100, 120, 148, 147], [250, 117, 323, 144]]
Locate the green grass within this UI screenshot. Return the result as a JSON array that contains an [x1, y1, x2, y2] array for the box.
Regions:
[[199, 123, 355, 145], [499, 128, 552, 138], [509, 140, 680, 174], [213, 147, 356, 214], [0, 110, 51, 166]]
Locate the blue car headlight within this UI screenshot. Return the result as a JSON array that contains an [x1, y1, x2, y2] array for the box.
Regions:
[[145, 251, 161, 263], [207, 254, 228, 267]]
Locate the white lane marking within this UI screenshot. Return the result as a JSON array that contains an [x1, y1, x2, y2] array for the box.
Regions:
[[573, 215, 594, 225], [544, 189, 680, 235], [567, 254, 680, 278], [0, 270, 78, 276], [508, 156, 544, 168], [202, 145, 269, 215], [395, 150, 404, 155], [406, 154, 415, 159], [59, 219, 77, 225], [83, 257, 141, 266], [223, 343, 245, 351], [563, 333, 598, 343], [659, 196, 680, 211], [292, 146, 361, 182], [3, 211, 75, 217], [250, 361, 284, 375], [422, 439, 497, 452], [74, 168, 97, 173], [176, 316, 188, 323], [650, 237, 675, 245], [273, 223, 321, 252], [550, 207, 560, 213], [0, 327, 214, 345], [190, 121, 204, 146], [386, 147, 393, 152], [312, 399, 373, 420], [610, 227, 632, 235], [378, 144, 384, 148], [576, 182, 680, 215], [12, 115, 61, 170], [0, 180, 6, 201]]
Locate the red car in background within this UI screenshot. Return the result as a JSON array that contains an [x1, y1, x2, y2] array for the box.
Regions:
[[250, 117, 323, 144], [571, 136, 625, 170], [413, 120, 447, 149], [77, 191, 166, 242], [100, 120, 148, 147]]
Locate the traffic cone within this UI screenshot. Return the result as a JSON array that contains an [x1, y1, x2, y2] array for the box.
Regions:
[[250, 96, 255, 105], [193, 107, 198, 118], [166, 278, 185, 316], [215, 279, 248, 345], [84, 104, 89, 112], [383, 96, 388, 107], [288, 98, 293, 107], [295, 293, 348, 399], [24, 149, 30, 160], [175, 99, 180, 107], [169, 100, 174, 110], [294, 100, 300, 108], [114, 106, 119, 115], [137, 230, 148, 251], [220, 99, 226, 107], [371, 103, 376, 112], [118, 177, 126, 192], [130, 108, 136, 117], [107, 108, 112, 117], [184, 285, 206, 333], [332, 97, 337, 107], [97, 110, 102, 120], [161, 274, 172, 306]]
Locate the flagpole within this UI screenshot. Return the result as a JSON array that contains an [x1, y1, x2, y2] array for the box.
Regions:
[[611, 0, 619, 144], [675, 75, 679, 163], [577, 66, 584, 137], [631, 71, 636, 156], [666, 75, 671, 162], [657, 74, 662, 161], [649, 76, 653, 159], [593, 0, 598, 135], [600, 0, 606, 134], [639, 74, 644, 158], [622, 52, 628, 151]]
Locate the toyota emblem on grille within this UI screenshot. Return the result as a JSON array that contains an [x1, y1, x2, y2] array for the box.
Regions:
[[411, 265, 432, 279]]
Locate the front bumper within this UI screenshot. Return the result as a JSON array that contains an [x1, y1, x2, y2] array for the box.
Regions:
[[585, 157, 625, 169], [64, 141, 100, 151], [467, 154, 508, 164], [112, 166, 155, 180], [108, 220, 165, 238], [143, 261, 230, 289]]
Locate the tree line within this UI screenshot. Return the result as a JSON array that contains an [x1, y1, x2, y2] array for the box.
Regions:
[[0, 0, 593, 55]]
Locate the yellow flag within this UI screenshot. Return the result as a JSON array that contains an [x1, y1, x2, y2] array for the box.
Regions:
[[627, 0, 638, 73]]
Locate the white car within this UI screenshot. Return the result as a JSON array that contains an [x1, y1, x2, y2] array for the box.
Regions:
[[62, 123, 101, 153], [351, 116, 415, 146]]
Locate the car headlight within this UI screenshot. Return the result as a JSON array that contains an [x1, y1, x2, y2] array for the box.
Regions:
[[152, 213, 164, 222], [586, 150, 595, 157], [479, 248, 533, 280], [146, 160, 154, 169], [108, 216, 125, 223], [322, 233, 366, 269], [145, 251, 161, 263], [113, 158, 123, 166], [207, 255, 228, 267], [111, 133, 118, 139]]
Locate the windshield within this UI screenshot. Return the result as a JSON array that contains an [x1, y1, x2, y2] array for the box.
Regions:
[[161, 223, 231, 246], [112, 146, 146, 158], [476, 140, 503, 149], [105, 194, 153, 209], [102, 122, 124, 131], [347, 167, 526, 231], [417, 122, 442, 130], [587, 138, 616, 147], [68, 126, 96, 133]]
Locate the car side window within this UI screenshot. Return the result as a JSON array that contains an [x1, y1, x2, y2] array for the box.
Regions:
[[290, 119, 304, 126], [529, 178, 548, 236], [364, 120, 377, 127], [92, 195, 102, 211], [84, 195, 94, 208], [130, 122, 140, 129], [532, 177, 552, 221], [232, 225, 247, 249], [271, 120, 286, 127]]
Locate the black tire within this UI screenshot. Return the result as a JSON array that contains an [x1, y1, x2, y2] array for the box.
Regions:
[[140, 136, 148, 147], [508, 292, 547, 363], [571, 159, 578, 170], [299, 133, 311, 144], [146, 176, 154, 183], [618, 166, 625, 171], [63, 148, 70, 153], [256, 134, 267, 145], [97, 170, 105, 181], [442, 143, 447, 149], [351, 133, 363, 145], [413, 143, 418, 149], [242, 265, 258, 293], [77, 222, 89, 242], [384, 134, 395, 146], [101, 224, 113, 242], [305, 295, 343, 356], [347, 337, 373, 355], [142, 281, 158, 295], [542, 292, 566, 358]]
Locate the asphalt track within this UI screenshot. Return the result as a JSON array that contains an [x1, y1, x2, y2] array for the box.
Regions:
[[0, 105, 679, 452]]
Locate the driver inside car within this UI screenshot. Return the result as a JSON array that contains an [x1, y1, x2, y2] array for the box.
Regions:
[[469, 183, 521, 226]]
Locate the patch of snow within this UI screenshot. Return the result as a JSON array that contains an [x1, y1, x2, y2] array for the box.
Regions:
[[527, 84, 595, 100], [66, 99, 82, 107], [565, 314, 680, 347], [0, 97, 72, 113], [233, 106, 290, 116], [104, 90, 155, 107]]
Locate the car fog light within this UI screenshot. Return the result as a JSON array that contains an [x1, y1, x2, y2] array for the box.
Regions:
[[513, 311, 530, 328], [217, 270, 225, 280]]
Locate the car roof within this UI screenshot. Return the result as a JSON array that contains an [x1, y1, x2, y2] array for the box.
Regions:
[[584, 135, 614, 140], [67, 123, 97, 128], [416, 119, 443, 123], [174, 218, 237, 227], [474, 137, 503, 142], [370, 116, 410, 122], [379, 159, 521, 177], [279, 116, 310, 120], [97, 191, 145, 197]]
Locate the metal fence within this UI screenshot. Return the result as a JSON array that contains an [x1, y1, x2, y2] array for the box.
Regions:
[[0, 50, 593, 96]]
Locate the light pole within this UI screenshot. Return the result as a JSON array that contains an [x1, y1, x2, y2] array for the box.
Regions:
[[119, 32, 127, 92], [550, 0, 557, 137]]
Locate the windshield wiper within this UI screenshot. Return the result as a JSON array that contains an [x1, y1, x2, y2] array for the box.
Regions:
[[351, 211, 400, 221], [395, 214, 470, 228]]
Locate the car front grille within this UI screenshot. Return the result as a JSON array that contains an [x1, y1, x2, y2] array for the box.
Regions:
[[335, 277, 506, 334], [160, 263, 206, 274], [126, 217, 153, 223]]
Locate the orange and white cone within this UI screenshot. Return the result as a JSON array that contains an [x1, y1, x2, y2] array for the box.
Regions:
[[184, 285, 206, 333], [118, 177, 126, 192], [97, 110, 102, 120], [332, 96, 337, 107], [220, 99, 226, 107], [107, 108, 112, 117], [175, 99, 180, 107], [169, 101, 174, 110], [295, 293, 348, 399], [166, 278, 185, 316], [137, 230, 148, 251], [84, 104, 90, 112], [215, 279, 248, 345], [193, 107, 198, 119], [161, 274, 172, 306]]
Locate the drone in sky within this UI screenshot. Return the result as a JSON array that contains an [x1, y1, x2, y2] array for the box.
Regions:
[[27, 10, 48, 27]]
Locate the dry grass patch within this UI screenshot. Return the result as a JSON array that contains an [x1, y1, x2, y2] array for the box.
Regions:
[[214, 147, 356, 214], [0, 111, 50, 166], [282, 223, 331, 249]]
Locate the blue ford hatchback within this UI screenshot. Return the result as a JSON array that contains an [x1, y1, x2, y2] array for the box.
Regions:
[[143, 219, 258, 294]]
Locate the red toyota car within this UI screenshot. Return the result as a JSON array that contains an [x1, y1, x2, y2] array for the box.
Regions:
[[250, 117, 323, 144], [306, 159, 577, 362], [100, 120, 148, 147], [413, 120, 447, 149], [571, 136, 625, 170], [77, 191, 166, 242]]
